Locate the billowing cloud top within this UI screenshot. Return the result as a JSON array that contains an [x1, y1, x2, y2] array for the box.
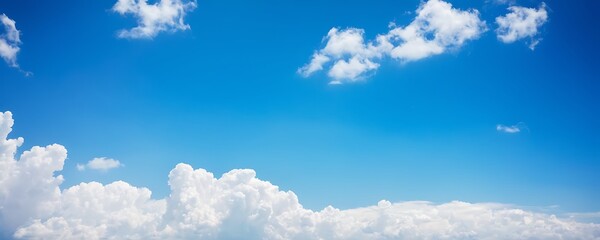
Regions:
[[496, 3, 548, 50], [298, 0, 487, 84], [113, 0, 197, 39], [1, 111, 599, 239], [0, 14, 21, 67]]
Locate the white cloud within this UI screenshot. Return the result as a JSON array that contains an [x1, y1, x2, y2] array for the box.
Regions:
[[298, 28, 387, 84], [2, 111, 599, 239], [387, 0, 486, 62], [297, 53, 330, 77], [0, 14, 21, 68], [113, 0, 197, 39], [496, 3, 548, 50], [77, 157, 123, 171], [299, 0, 486, 84], [0, 112, 65, 233], [496, 122, 527, 133], [388, 35, 444, 61], [328, 57, 379, 84]]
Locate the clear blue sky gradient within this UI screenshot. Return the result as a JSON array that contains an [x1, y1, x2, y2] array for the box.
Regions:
[[1, 0, 599, 213]]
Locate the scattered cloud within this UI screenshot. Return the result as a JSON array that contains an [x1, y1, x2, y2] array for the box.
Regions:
[[77, 157, 123, 171], [0, 14, 27, 74], [496, 122, 527, 133], [299, 0, 486, 84], [1, 111, 599, 239], [496, 3, 548, 50], [112, 0, 197, 39]]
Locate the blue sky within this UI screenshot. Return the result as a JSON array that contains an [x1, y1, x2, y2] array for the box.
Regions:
[[1, 0, 599, 225]]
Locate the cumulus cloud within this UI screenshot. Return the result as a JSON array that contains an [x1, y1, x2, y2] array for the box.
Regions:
[[0, 14, 22, 68], [77, 157, 123, 171], [297, 28, 386, 84], [2, 111, 599, 239], [0, 112, 65, 234], [496, 3, 548, 50], [496, 122, 527, 133], [112, 0, 197, 39], [298, 0, 486, 84], [387, 0, 487, 62]]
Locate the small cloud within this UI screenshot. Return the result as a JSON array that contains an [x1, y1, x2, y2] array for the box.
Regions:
[[528, 38, 541, 50], [112, 0, 197, 39], [495, 3, 548, 50], [78, 157, 123, 171], [489, 0, 517, 6], [0, 13, 30, 75], [496, 122, 527, 133]]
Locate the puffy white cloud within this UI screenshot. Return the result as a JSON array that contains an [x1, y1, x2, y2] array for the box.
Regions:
[[496, 3, 548, 50], [328, 57, 379, 84], [113, 0, 197, 39], [299, 0, 486, 84], [2, 111, 599, 239], [14, 181, 165, 239], [388, 35, 444, 62], [496, 122, 527, 133], [0, 14, 21, 68], [77, 157, 123, 171], [320, 28, 375, 58], [387, 0, 486, 62], [298, 28, 387, 84], [0, 112, 66, 233]]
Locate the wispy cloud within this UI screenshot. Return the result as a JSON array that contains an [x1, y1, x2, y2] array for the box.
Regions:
[[77, 157, 123, 171], [496, 3, 548, 50], [496, 122, 527, 133], [113, 0, 197, 39], [1, 112, 598, 239], [299, 0, 487, 84], [0, 14, 30, 75], [489, 0, 517, 6]]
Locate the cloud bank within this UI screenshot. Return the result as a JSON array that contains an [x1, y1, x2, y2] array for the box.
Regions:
[[0, 14, 22, 68], [77, 157, 123, 171], [496, 3, 548, 50], [299, 0, 487, 84], [113, 0, 197, 39], [2, 111, 599, 239]]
